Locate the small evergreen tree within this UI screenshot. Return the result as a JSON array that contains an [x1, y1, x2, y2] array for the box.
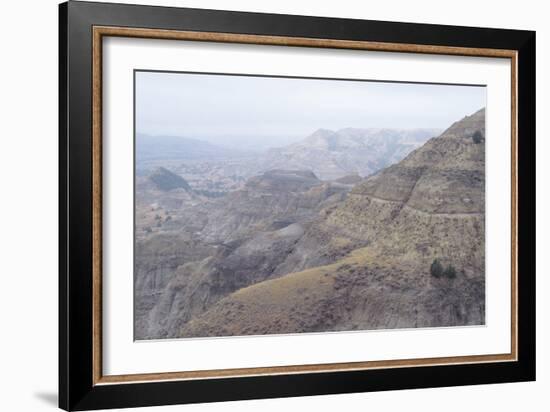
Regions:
[[472, 130, 483, 144], [444, 264, 457, 279], [430, 259, 444, 278]]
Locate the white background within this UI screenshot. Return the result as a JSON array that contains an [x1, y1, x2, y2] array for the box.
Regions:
[[103, 37, 511, 376], [0, 0, 546, 411]]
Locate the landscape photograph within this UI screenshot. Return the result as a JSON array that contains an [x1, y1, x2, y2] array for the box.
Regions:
[[134, 71, 487, 340]]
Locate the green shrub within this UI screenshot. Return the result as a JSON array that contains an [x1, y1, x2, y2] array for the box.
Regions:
[[431, 259, 457, 279], [430, 259, 444, 278], [472, 130, 483, 144], [443, 264, 457, 279]]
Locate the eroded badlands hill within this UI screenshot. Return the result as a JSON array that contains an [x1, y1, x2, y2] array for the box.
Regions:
[[178, 109, 486, 337], [135, 170, 354, 338]]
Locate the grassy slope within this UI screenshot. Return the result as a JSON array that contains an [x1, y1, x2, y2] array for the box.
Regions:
[[179, 237, 484, 338]]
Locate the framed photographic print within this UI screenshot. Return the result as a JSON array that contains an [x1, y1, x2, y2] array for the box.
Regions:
[[59, 1, 536, 410]]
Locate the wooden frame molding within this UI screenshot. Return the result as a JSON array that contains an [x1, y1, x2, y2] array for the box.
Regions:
[[91, 25, 518, 386]]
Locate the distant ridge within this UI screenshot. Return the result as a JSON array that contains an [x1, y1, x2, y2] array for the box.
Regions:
[[262, 127, 441, 180], [136, 133, 248, 168]]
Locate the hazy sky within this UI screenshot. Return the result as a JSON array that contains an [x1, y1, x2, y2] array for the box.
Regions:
[[135, 71, 486, 148]]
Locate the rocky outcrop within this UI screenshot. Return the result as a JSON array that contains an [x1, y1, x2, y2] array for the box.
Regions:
[[195, 170, 348, 243]]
